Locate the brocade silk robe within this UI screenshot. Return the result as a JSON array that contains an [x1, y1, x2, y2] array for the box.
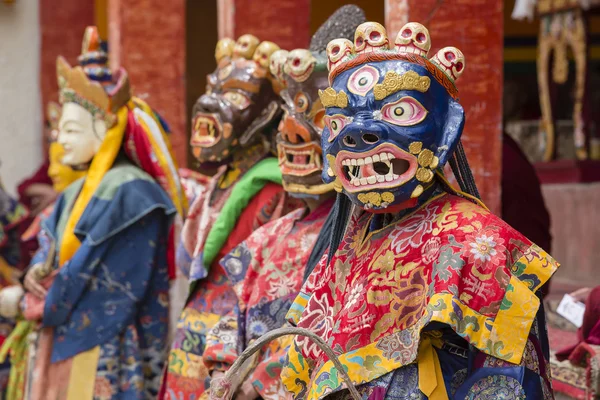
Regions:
[[203, 199, 333, 399], [283, 193, 559, 400], [162, 155, 298, 399], [28, 162, 175, 400]]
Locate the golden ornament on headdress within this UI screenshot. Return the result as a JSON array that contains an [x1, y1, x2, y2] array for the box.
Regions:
[[253, 41, 281, 69], [56, 26, 131, 127], [57, 57, 111, 113], [234, 34, 260, 60], [373, 71, 430, 100], [318, 87, 348, 108], [215, 38, 235, 64]]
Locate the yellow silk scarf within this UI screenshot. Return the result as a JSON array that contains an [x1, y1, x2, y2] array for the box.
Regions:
[[60, 106, 128, 400], [60, 99, 186, 399], [417, 335, 449, 400]]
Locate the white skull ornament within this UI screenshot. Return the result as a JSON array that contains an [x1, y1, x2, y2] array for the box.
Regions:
[[395, 22, 431, 57], [215, 38, 235, 64], [253, 41, 280, 69], [284, 49, 316, 83], [430, 46, 465, 82], [354, 22, 389, 54], [326, 39, 353, 72], [234, 34, 260, 59], [269, 49, 290, 83]]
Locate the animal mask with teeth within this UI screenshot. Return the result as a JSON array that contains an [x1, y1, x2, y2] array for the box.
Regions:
[[271, 50, 334, 196], [271, 6, 366, 197], [190, 36, 283, 164], [320, 21, 466, 212]]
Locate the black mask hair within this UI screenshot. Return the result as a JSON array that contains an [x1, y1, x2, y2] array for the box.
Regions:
[[327, 193, 352, 266], [303, 202, 336, 282], [303, 193, 352, 283], [309, 5, 367, 53], [448, 140, 481, 199]]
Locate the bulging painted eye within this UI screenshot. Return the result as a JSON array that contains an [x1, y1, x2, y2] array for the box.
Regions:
[[347, 65, 380, 96], [381, 97, 428, 126], [294, 92, 309, 113], [223, 91, 250, 109], [312, 109, 325, 131], [324, 114, 351, 142]]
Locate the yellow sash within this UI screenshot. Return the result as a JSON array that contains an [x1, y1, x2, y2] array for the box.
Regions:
[[417, 335, 449, 400]]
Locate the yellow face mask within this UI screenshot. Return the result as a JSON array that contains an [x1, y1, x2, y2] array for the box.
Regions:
[[48, 142, 86, 192]]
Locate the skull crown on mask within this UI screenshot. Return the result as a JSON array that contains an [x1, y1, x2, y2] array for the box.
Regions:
[[271, 49, 333, 196], [190, 36, 283, 164], [319, 21, 466, 212]]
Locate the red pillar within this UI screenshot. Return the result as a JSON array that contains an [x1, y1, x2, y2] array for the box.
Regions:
[[387, 0, 504, 214], [232, 0, 311, 50], [39, 0, 94, 146], [108, 0, 187, 167]]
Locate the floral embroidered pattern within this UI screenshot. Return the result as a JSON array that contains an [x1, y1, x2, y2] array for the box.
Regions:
[[283, 194, 560, 400], [202, 200, 332, 400], [465, 375, 526, 400]]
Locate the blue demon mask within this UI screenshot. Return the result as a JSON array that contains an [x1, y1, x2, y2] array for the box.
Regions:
[[320, 21, 466, 212]]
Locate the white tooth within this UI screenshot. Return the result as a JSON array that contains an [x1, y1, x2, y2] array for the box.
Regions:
[[360, 178, 368, 185], [351, 159, 357, 166], [365, 156, 373, 164], [385, 174, 393, 182], [377, 175, 385, 183], [367, 176, 377, 184], [380, 153, 388, 161], [373, 154, 380, 162], [357, 159, 365, 166], [393, 174, 400, 179], [343, 160, 349, 166], [388, 153, 394, 160]]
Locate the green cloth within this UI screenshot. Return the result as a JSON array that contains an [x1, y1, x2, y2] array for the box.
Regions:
[[0, 319, 34, 400], [197, 157, 282, 284]]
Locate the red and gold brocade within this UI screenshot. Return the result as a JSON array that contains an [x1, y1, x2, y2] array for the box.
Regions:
[[283, 193, 559, 399], [203, 199, 333, 399], [162, 152, 301, 399]]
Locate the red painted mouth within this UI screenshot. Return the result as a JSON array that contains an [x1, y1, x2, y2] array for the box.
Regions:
[[335, 143, 418, 193], [277, 141, 322, 177], [191, 113, 222, 148]]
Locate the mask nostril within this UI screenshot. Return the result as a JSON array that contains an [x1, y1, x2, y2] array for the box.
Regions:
[[343, 135, 357, 147], [362, 133, 379, 144]]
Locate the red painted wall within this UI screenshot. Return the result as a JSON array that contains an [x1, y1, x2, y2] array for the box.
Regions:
[[387, 0, 504, 214], [108, 0, 187, 167], [39, 0, 94, 142], [233, 0, 311, 50]]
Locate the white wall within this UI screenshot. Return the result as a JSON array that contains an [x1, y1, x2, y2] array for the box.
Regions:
[[0, 1, 41, 196]]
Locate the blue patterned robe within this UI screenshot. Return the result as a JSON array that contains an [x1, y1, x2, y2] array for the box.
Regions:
[[31, 162, 175, 399]]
